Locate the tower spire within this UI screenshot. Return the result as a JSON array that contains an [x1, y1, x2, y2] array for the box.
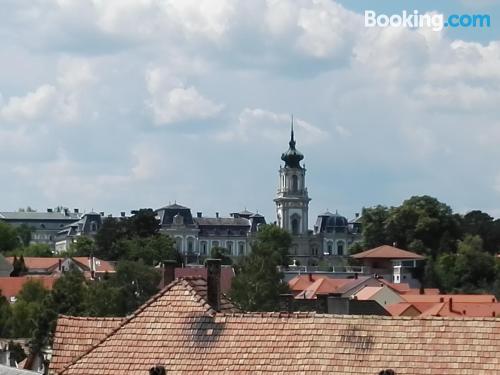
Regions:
[[291, 114, 294, 143]]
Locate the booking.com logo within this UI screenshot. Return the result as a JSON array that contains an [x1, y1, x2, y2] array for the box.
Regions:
[[365, 10, 491, 31]]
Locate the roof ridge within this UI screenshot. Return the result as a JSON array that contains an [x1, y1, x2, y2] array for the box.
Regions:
[[57, 314, 124, 321], [59, 277, 215, 375]]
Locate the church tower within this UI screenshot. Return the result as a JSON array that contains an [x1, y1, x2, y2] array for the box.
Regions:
[[274, 121, 311, 256]]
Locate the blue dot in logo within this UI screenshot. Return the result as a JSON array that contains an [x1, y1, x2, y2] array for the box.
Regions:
[[444, 22, 449, 27]]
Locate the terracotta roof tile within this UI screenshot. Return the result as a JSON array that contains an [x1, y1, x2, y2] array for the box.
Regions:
[[5, 257, 61, 270], [0, 276, 57, 300], [291, 276, 351, 299], [49, 315, 123, 373], [385, 302, 421, 316], [174, 266, 234, 293], [352, 245, 425, 260], [402, 294, 497, 304], [57, 278, 500, 375]]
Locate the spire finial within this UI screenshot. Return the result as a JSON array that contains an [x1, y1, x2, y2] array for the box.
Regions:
[[290, 114, 294, 142]]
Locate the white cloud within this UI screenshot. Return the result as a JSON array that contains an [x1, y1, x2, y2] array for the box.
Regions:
[[146, 68, 223, 125], [216, 108, 327, 144], [0, 85, 57, 122]]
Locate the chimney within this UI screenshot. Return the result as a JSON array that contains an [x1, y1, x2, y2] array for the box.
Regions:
[[47, 208, 53, 213], [205, 259, 221, 311], [440, 297, 444, 303], [215, 212, 219, 219], [100, 212, 105, 217], [162, 260, 177, 287], [197, 212, 202, 218], [149, 366, 166, 375], [308, 273, 313, 282], [354, 272, 358, 280], [58, 259, 62, 271], [74, 208, 79, 214], [449, 297, 453, 311], [355, 213, 359, 218], [121, 211, 126, 218]]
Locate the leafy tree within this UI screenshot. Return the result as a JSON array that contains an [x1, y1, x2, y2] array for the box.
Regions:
[[119, 235, 176, 266], [13, 244, 53, 257], [230, 242, 289, 311], [0, 294, 12, 337], [69, 236, 96, 257], [84, 282, 122, 316], [361, 205, 390, 249], [127, 209, 160, 238], [252, 224, 292, 267], [10, 255, 27, 277], [461, 211, 500, 254], [0, 222, 20, 252], [210, 247, 233, 265], [16, 224, 33, 247], [8, 341, 27, 363], [95, 217, 128, 260], [111, 260, 160, 314], [434, 235, 498, 293]]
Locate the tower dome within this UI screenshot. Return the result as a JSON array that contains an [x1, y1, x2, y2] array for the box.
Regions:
[[281, 121, 304, 169]]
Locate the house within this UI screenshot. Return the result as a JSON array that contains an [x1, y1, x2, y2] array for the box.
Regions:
[[352, 285, 404, 307], [50, 261, 500, 374], [4, 257, 115, 279], [0, 210, 81, 248], [0, 276, 57, 303], [351, 245, 425, 286], [54, 213, 103, 253]]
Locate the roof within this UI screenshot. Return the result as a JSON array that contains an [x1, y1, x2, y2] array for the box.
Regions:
[[293, 277, 352, 299], [0, 212, 80, 221], [385, 302, 421, 316], [50, 315, 124, 373], [71, 257, 116, 273], [0, 276, 57, 300], [194, 217, 250, 226], [157, 203, 190, 210], [352, 286, 384, 300], [419, 301, 500, 318], [401, 294, 497, 304], [58, 310, 500, 374], [5, 257, 60, 270], [0, 365, 39, 374], [174, 266, 234, 293], [352, 245, 425, 260]]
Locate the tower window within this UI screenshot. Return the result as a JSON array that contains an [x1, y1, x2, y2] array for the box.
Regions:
[[291, 216, 300, 235], [292, 175, 298, 192]]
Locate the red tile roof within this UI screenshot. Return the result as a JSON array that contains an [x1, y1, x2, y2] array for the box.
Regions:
[[174, 266, 234, 293], [402, 294, 497, 304], [352, 245, 425, 260], [0, 276, 57, 300], [290, 276, 351, 299], [71, 257, 116, 273], [353, 286, 384, 300], [49, 315, 123, 374], [385, 302, 421, 316], [57, 278, 500, 374], [419, 301, 500, 318], [5, 257, 61, 270]]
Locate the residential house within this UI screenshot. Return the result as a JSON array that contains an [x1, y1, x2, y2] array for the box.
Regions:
[[50, 261, 500, 374], [352, 285, 404, 307], [0, 276, 57, 303]]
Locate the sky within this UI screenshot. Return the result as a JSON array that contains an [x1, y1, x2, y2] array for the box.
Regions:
[[0, 0, 499, 223]]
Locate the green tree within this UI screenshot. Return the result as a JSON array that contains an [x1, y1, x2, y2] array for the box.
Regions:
[[84, 282, 122, 316], [253, 224, 292, 267], [230, 242, 289, 311], [16, 224, 33, 247], [69, 236, 96, 257], [0, 222, 20, 252], [95, 217, 128, 260], [210, 247, 232, 265], [361, 205, 390, 249], [119, 235, 176, 266], [0, 294, 12, 337], [111, 260, 160, 314], [127, 209, 160, 238]]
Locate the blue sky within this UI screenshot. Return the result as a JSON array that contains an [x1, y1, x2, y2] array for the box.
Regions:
[[0, 0, 499, 223]]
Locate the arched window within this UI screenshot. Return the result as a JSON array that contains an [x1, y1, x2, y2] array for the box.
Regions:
[[226, 241, 233, 255], [291, 175, 298, 192], [187, 238, 194, 253], [200, 241, 207, 255], [238, 242, 245, 256], [291, 217, 300, 235], [91, 222, 97, 232], [327, 242, 333, 255], [337, 241, 345, 256], [175, 237, 182, 252]]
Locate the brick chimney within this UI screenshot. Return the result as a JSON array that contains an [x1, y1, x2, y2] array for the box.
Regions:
[[205, 259, 221, 311], [162, 260, 177, 287]]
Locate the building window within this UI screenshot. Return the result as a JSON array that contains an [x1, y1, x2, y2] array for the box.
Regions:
[[311, 246, 318, 256], [175, 237, 182, 252], [187, 238, 194, 253], [327, 242, 333, 255], [238, 242, 245, 256], [227, 241, 233, 255], [291, 215, 300, 235], [201, 241, 207, 255], [292, 175, 298, 192], [91, 222, 97, 232], [337, 241, 345, 256]]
